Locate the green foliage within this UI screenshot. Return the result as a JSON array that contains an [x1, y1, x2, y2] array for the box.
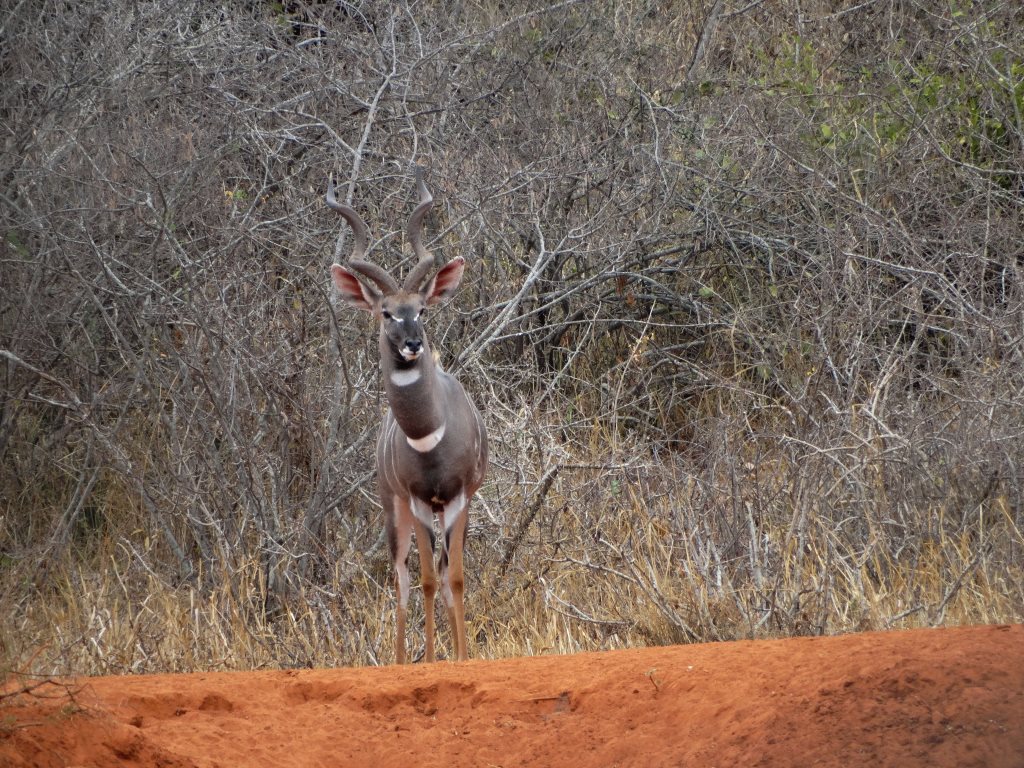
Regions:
[[743, 9, 1022, 195]]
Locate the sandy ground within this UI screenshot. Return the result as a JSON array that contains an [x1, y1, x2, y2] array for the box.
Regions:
[[2, 624, 1022, 767]]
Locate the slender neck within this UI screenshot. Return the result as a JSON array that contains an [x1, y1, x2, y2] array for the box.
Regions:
[[380, 333, 446, 440]]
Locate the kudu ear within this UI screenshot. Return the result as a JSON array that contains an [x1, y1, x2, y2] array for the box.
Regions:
[[422, 256, 466, 306], [331, 263, 379, 312]]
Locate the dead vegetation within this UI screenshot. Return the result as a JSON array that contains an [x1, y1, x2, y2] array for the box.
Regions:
[[1, 0, 1022, 674]]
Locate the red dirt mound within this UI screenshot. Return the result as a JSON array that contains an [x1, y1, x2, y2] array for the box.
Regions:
[[3, 624, 1022, 767]]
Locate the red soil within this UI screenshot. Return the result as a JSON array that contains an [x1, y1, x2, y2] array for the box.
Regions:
[[3, 624, 1022, 767]]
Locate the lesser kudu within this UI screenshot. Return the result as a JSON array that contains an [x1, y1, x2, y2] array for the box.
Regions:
[[328, 169, 487, 663]]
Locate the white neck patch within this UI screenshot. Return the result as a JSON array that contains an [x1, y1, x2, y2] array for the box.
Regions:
[[406, 422, 446, 453], [390, 368, 421, 387]]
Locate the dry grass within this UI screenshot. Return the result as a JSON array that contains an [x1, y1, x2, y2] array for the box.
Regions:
[[2, 0, 1023, 678], [4, 401, 1022, 677]]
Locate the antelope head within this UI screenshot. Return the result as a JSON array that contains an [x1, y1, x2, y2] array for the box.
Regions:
[[328, 169, 465, 364]]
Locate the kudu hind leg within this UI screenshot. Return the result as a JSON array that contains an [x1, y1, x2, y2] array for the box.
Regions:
[[438, 545, 457, 654]]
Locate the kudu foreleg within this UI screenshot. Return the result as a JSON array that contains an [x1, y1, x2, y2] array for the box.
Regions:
[[389, 500, 414, 665], [412, 518, 439, 663], [440, 507, 470, 662]]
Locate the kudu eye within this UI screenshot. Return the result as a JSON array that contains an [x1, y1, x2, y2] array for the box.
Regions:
[[380, 309, 393, 320]]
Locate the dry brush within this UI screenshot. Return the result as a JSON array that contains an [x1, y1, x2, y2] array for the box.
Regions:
[[2, 0, 1022, 674]]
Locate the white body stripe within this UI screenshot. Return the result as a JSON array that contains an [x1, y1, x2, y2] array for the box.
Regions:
[[390, 368, 421, 387], [384, 417, 401, 491], [408, 489, 466, 533], [409, 497, 434, 528], [406, 422, 445, 453], [441, 490, 467, 532]]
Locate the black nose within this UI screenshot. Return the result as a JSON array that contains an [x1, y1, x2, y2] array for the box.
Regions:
[[406, 340, 422, 354]]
